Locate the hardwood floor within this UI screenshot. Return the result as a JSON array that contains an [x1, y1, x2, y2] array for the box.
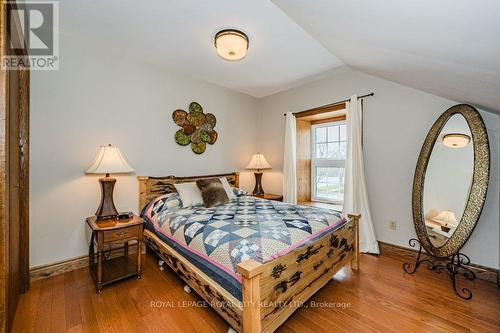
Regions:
[[12, 252, 500, 333]]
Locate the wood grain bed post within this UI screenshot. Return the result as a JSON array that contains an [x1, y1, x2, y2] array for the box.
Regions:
[[348, 214, 360, 270], [234, 171, 240, 188], [137, 176, 148, 211], [237, 259, 264, 333]]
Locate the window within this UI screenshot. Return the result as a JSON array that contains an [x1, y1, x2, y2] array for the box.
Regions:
[[311, 121, 346, 204]]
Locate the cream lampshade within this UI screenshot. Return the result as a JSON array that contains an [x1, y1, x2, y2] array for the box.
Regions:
[[246, 153, 271, 196], [432, 210, 458, 233], [86, 145, 134, 175], [86, 144, 134, 219], [246, 153, 272, 171]]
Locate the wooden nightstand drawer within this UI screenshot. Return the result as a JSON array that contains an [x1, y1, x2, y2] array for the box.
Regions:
[[86, 214, 144, 293], [103, 225, 140, 243]]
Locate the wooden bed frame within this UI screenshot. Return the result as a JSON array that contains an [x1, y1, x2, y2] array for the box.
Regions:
[[138, 172, 360, 333]]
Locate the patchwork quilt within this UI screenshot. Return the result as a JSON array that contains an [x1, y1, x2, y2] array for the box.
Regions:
[[142, 193, 347, 283]]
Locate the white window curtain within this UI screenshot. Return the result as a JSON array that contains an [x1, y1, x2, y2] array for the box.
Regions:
[[283, 112, 297, 204], [343, 95, 380, 254]]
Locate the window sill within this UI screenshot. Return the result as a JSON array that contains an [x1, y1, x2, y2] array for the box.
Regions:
[[299, 201, 342, 212]]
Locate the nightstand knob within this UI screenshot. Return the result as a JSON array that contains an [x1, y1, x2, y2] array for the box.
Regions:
[[116, 230, 128, 237]]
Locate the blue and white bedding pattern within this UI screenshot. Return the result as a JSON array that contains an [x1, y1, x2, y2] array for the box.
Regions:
[[142, 192, 347, 287]]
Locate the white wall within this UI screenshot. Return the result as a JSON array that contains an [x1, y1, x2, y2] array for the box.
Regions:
[[30, 36, 259, 267], [257, 68, 499, 268], [31, 37, 499, 270]]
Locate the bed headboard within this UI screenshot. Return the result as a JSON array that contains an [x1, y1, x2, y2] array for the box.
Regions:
[[137, 172, 240, 210]]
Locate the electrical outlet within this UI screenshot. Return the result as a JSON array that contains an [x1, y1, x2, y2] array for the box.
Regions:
[[389, 220, 397, 230]]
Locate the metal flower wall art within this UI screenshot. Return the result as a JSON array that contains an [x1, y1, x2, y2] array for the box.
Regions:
[[172, 102, 218, 154]]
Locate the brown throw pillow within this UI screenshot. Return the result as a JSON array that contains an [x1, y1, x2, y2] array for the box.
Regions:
[[196, 178, 230, 208]]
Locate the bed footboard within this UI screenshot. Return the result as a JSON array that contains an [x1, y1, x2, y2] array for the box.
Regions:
[[144, 213, 359, 333], [237, 214, 360, 333], [143, 230, 243, 331]]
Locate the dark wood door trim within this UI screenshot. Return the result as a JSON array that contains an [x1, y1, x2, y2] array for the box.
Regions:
[[0, 3, 10, 331], [7, 68, 21, 328], [0, 1, 30, 330], [18, 69, 28, 293]]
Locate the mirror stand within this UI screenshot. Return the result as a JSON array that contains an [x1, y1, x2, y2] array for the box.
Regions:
[[403, 238, 476, 300]]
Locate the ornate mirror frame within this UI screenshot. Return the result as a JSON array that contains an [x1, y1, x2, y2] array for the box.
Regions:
[[412, 104, 490, 258]]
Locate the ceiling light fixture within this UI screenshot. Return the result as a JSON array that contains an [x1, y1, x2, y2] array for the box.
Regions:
[[442, 133, 471, 148], [214, 29, 249, 61]]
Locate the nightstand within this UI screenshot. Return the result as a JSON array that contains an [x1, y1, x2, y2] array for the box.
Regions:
[[252, 193, 283, 202], [86, 214, 144, 293]]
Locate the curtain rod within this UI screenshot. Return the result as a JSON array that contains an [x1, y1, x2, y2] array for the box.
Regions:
[[283, 92, 374, 117]]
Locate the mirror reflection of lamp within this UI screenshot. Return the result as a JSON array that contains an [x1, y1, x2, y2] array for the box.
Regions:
[[431, 210, 458, 233]]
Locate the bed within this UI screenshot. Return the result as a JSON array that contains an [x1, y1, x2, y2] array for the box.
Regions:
[[138, 172, 359, 333]]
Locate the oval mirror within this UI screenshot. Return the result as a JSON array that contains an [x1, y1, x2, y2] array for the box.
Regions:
[[423, 114, 473, 247], [413, 104, 490, 258]]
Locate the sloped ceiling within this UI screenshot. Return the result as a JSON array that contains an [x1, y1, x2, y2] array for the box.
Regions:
[[59, 0, 343, 97], [273, 0, 500, 114]]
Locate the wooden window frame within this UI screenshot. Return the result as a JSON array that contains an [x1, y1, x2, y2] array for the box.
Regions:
[[295, 106, 346, 205], [310, 117, 347, 205]]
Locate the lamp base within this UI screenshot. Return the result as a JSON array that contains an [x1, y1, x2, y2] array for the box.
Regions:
[[96, 176, 118, 219], [252, 172, 265, 196], [441, 225, 451, 233]]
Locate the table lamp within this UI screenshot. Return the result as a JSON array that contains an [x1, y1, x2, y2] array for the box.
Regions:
[[431, 210, 458, 233], [86, 144, 134, 219], [246, 153, 271, 195]]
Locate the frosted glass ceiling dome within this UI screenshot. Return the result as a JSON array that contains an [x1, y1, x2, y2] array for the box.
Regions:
[[214, 29, 249, 61]]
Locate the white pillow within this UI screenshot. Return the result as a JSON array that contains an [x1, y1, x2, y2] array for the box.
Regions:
[[219, 177, 236, 200], [174, 182, 204, 207]]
